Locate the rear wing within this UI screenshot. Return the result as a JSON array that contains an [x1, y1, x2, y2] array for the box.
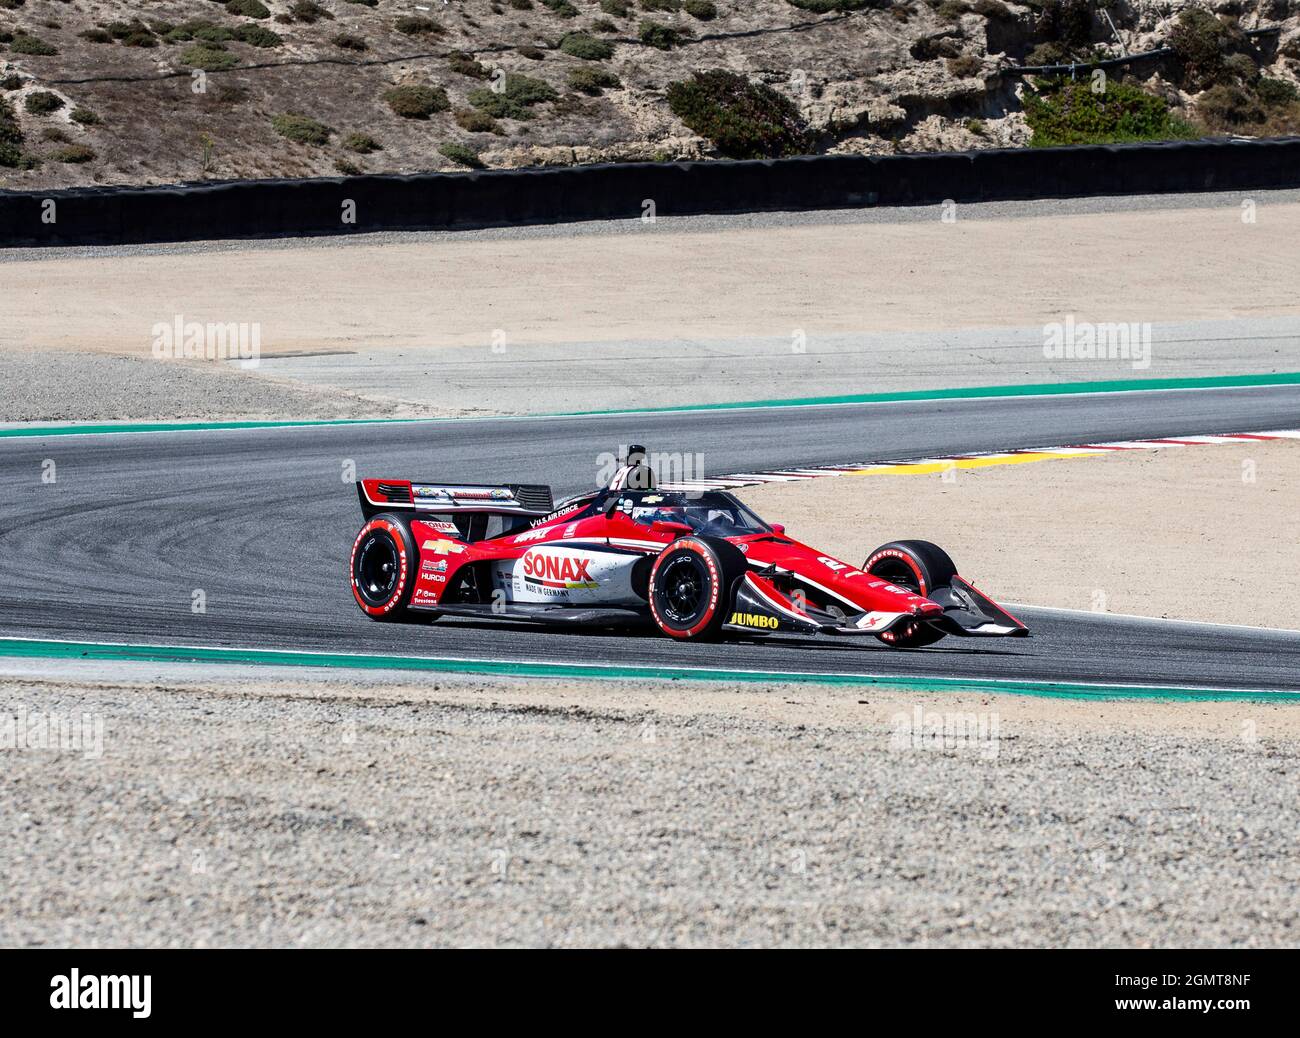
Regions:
[[357, 479, 554, 519]]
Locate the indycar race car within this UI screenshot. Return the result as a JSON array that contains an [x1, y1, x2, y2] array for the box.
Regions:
[[349, 447, 1028, 647]]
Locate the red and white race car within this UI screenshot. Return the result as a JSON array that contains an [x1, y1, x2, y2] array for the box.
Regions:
[[349, 447, 1028, 647]]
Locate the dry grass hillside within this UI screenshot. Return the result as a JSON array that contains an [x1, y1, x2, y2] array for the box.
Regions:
[[2, 0, 1299, 189]]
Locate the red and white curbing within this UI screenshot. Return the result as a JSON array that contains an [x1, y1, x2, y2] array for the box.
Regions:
[[658, 430, 1300, 492]]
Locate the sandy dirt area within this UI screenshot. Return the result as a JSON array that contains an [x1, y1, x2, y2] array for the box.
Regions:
[[737, 440, 1300, 630], [5, 201, 1299, 357], [3, 666, 1297, 948]]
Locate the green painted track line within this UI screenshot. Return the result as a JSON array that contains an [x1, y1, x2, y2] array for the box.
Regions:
[[2, 371, 1299, 439], [560, 371, 1300, 417], [0, 417, 428, 439], [0, 637, 1294, 702]]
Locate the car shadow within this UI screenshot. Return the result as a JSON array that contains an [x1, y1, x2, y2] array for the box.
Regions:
[[428, 616, 1033, 655]]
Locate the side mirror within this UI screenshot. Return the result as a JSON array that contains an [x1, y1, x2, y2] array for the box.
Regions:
[[771, 523, 786, 535]]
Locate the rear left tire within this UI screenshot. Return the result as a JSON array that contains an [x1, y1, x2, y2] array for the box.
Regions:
[[350, 513, 422, 622]]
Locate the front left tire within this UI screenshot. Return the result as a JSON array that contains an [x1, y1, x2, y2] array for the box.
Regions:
[[863, 539, 955, 648], [648, 536, 747, 640]]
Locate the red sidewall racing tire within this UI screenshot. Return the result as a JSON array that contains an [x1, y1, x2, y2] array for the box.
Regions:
[[648, 536, 747, 640], [350, 513, 419, 621], [863, 539, 956, 648]]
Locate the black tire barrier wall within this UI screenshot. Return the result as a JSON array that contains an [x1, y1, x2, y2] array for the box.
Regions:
[[3, 135, 1299, 248]]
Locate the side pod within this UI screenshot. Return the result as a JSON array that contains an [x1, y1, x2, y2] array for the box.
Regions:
[[722, 572, 822, 636]]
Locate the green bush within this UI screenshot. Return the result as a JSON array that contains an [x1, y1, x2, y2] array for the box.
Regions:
[[1168, 8, 1239, 92], [1257, 77, 1300, 107], [332, 32, 367, 51], [191, 23, 235, 43], [24, 90, 65, 114], [971, 0, 1009, 16], [938, 0, 969, 21], [1034, 0, 1091, 50], [785, 0, 875, 11], [79, 28, 112, 43], [1196, 83, 1263, 127], [468, 73, 558, 118], [439, 141, 485, 168], [226, 0, 270, 18], [946, 54, 982, 78], [1026, 42, 1066, 67], [541, 0, 579, 15], [1023, 79, 1200, 147], [567, 66, 621, 94], [454, 107, 502, 132], [54, 143, 96, 163], [236, 24, 283, 47], [559, 33, 613, 60], [343, 131, 381, 152], [11, 34, 58, 55], [70, 106, 100, 125], [1, 74, 24, 90], [666, 69, 814, 158], [107, 20, 147, 40], [0, 95, 25, 167], [383, 84, 450, 119], [639, 20, 685, 49], [335, 157, 362, 175], [449, 50, 490, 78], [271, 112, 334, 143], [290, 0, 333, 23], [1195, 78, 1300, 135], [600, 0, 632, 13], [517, 44, 545, 59], [394, 15, 443, 35], [123, 29, 159, 48], [684, 0, 716, 18], [180, 44, 240, 70]]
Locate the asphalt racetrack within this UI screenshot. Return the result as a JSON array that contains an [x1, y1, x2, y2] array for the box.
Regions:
[[3, 384, 1299, 692]]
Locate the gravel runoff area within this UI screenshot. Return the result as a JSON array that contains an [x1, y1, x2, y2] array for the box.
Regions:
[[3, 189, 1300, 422], [0, 349, 397, 424], [2, 663, 1298, 948]]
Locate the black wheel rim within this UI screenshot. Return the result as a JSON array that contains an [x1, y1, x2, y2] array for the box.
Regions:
[[870, 557, 921, 594], [355, 531, 400, 606], [658, 554, 709, 626]]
